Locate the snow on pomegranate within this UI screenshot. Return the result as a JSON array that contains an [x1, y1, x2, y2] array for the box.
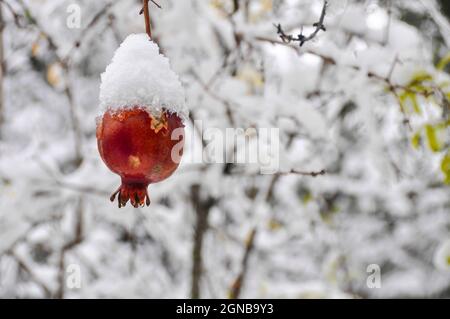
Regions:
[[97, 33, 187, 208]]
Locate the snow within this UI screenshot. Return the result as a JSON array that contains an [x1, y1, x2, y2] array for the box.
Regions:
[[1, 0, 449, 299], [99, 33, 188, 120]]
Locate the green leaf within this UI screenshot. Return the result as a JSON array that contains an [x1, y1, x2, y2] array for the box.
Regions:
[[409, 71, 433, 85], [437, 53, 450, 71], [24, 9, 36, 25], [441, 152, 450, 184], [411, 131, 421, 149], [425, 124, 441, 152], [409, 93, 421, 114], [399, 92, 422, 114], [302, 192, 312, 204]]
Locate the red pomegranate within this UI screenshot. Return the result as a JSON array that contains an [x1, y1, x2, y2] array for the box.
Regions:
[[96, 107, 185, 208]]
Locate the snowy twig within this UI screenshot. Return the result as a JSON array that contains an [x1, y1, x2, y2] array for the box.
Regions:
[[9, 252, 52, 297], [275, 0, 328, 47], [420, 0, 450, 48], [0, 4, 4, 133], [0, 0, 23, 28], [56, 198, 84, 299], [255, 36, 431, 129], [280, 169, 327, 177], [191, 70, 236, 126], [229, 228, 257, 299], [190, 184, 216, 299], [14, 0, 84, 163], [63, 2, 114, 62]]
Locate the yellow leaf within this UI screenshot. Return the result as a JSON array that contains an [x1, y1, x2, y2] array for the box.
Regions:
[[46, 63, 61, 87], [268, 219, 282, 231], [441, 152, 450, 184], [409, 71, 433, 85], [425, 124, 441, 152], [302, 192, 312, 204], [411, 131, 421, 149], [31, 42, 39, 57], [261, 0, 273, 12], [437, 52, 450, 71]]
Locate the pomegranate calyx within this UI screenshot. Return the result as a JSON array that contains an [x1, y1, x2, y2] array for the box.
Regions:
[[110, 181, 151, 208]]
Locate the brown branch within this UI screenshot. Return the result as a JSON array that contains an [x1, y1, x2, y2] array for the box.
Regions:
[[275, 0, 328, 47], [190, 184, 216, 299], [139, 0, 161, 14], [0, 0, 23, 28], [14, 0, 84, 164], [254, 36, 430, 129], [9, 252, 52, 297], [0, 4, 4, 133], [56, 198, 84, 299], [278, 169, 327, 177], [142, 0, 152, 39], [229, 228, 257, 299]]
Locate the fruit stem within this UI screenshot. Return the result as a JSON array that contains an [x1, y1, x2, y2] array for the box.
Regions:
[[142, 0, 152, 39]]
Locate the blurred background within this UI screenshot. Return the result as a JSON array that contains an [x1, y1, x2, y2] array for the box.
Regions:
[[0, 0, 449, 298]]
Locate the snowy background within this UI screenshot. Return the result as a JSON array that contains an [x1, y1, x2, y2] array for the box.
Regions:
[[0, 0, 449, 298]]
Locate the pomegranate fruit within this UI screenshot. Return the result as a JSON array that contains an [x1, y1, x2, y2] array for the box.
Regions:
[[96, 107, 184, 208]]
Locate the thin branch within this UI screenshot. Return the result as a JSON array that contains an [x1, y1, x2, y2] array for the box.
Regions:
[[0, 0, 23, 28], [63, 2, 113, 62], [14, 0, 84, 163], [279, 169, 327, 177], [255, 36, 431, 128], [8, 251, 52, 297], [142, 0, 152, 39], [190, 184, 216, 299], [56, 198, 84, 299], [275, 0, 328, 47], [190, 70, 236, 126], [0, 3, 4, 133], [229, 228, 257, 299], [139, 0, 161, 14]]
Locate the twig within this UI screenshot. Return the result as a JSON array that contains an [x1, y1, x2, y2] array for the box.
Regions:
[[0, 4, 4, 132], [142, 0, 152, 39], [278, 169, 327, 177], [229, 228, 257, 299], [190, 184, 216, 299], [9, 252, 52, 297], [190, 70, 236, 126], [275, 0, 328, 47], [0, 0, 23, 28], [56, 198, 84, 299], [139, 0, 161, 14], [63, 2, 113, 62], [14, 0, 84, 163], [255, 36, 430, 128]]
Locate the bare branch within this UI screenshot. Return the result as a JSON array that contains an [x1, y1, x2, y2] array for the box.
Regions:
[[56, 198, 84, 299], [9, 251, 52, 297], [280, 169, 327, 177], [139, 0, 162, 15], [229, 228, 257, 299], [275, 0, 328, 47], [191, 184, 216, 299]]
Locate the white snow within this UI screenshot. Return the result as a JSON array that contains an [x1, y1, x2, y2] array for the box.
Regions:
[[99, 33, 188, 119]]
